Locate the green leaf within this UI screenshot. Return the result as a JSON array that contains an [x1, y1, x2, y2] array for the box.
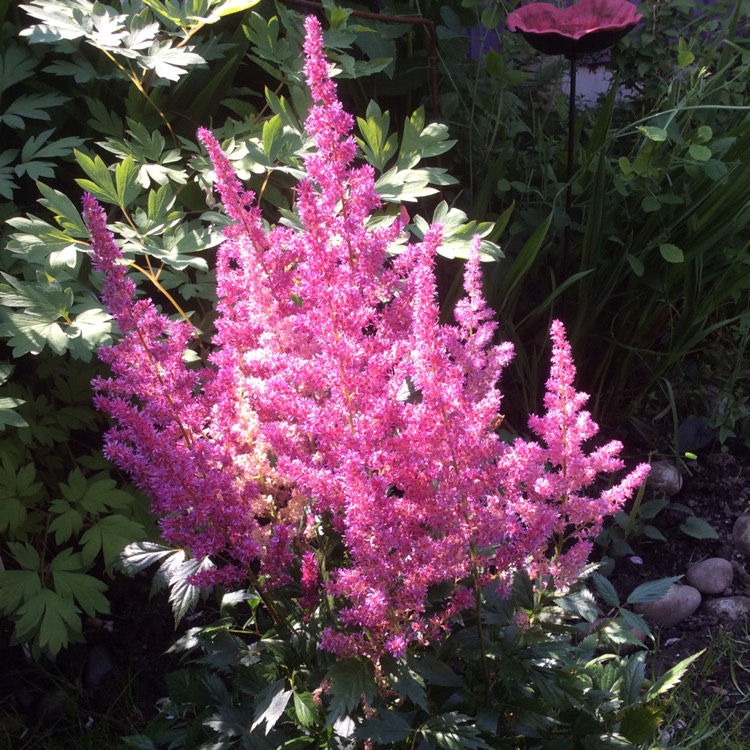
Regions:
[[644, 649, 704, 700], [383, 656, 428, 711], [0, 44, 37, 93], [37, 181, 88, 235], [293, 691, 320, 728], [80, 514, 147, 567], [420, 713, 491, 750], [17, 129, 85, 180], [679, 515, 718, 539], [52, 570, 110, 619], [7, 541, 41, 571], [357, 710, 412, 744], [625, 253, 644, 276], [642, 525, 667, 541], [206, 0, 262, 20], [16, 587, 82, 655], [49, 500, 84, 544], [688, 143, 712, 162], [591, 572, 619, 608], [626, 576, 683, 605], [620, 705, 661, 743], [413, 655, 465, 688], [0, 569, 42, 614], [251, 679, 293, 734], [0, 92, 68, 129], [326, 658, 377, 723], [115, 155, 141, 207], [637, 126, 668, 142], [637, 497, 669, 519], [262, 114, 283, 160], [356, 101, 397, 172], [74, 149, 118, 204], [659, 243, 684, 263], [117, 540, 177, 574], [641, 195, 661, 213]]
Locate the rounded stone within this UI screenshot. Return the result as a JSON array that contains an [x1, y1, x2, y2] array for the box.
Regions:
[[732, 515, 750, 556], [646, 460, 683, 496], [685, 557, 734, 594], [635, 584, 701, 627], [703, 596, 750, 621]]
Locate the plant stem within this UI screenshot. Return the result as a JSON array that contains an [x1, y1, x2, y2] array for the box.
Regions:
[[563, 54, 577, 278]]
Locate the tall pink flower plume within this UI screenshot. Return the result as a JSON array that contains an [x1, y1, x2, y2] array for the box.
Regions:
[[85, 14, 648, 661]]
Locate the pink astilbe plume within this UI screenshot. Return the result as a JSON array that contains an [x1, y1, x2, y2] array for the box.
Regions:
[[82, 196, 302, 587], [85, 14, 648, 661]]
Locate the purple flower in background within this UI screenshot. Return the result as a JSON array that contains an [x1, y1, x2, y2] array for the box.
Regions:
[[506, 0, 642, 58]]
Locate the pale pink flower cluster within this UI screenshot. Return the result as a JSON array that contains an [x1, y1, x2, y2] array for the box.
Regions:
[[84, 15, 648, 661]]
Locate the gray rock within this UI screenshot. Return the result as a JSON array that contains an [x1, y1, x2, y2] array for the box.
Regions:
[[647, 460, 683, 496], [703, 596, 750, 621], [732, 515, 750, 556], [635, 584, 701, 627], [685, 557, 734, 594]]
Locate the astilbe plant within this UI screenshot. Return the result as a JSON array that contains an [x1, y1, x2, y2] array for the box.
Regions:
[[83, 15, 648, 663]]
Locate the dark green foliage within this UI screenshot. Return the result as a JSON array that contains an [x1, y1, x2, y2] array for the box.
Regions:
[[428, 0, 750, 422], [119, 562, 696, 749]]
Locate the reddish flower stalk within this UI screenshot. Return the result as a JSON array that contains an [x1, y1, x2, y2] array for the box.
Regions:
[[85, 14, 648, 661]]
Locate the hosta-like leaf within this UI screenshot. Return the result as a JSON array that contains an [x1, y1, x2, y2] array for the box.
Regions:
[[680, 515, 719, 539]]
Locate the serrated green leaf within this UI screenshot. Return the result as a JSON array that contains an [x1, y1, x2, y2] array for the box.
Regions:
[[18, 587, 82, 655], [117, 540, 176, 574], [620, 705, 661, 743], [383, 656, 428, 710], [251, 679, 292, 734], [356, 710, 412, 744], [591, 572, 620, 608], [420, 713, 491, 750], [626, 576, 683, 605], [155, 551, 214, 623], [619, 651, 646, 704], [644, 649, 704, 701], [326, 658, 377, 724], [293, 691, 320, 728]]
